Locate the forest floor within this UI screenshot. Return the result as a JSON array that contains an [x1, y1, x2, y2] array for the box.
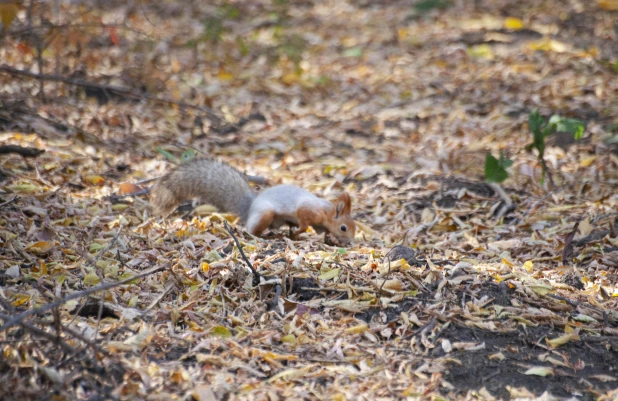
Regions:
[[1, 0, 618, 400]]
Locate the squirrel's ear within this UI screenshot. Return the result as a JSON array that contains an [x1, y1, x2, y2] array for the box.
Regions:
[[335, 192, 352, 218]]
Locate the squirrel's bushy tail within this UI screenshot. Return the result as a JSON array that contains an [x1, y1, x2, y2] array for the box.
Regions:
[[149, 158, 255, 221]]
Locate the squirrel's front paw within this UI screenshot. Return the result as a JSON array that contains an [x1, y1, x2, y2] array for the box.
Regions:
[[289, 226, 306, 240]]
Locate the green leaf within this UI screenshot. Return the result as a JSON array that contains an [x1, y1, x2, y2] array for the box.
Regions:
[[318, 267, 341, 281], [414, 0, 450, 13], [89, 243, 106, 252], [83, 273, 101, 286], [155, 147, 179, 163], [499, 152, 513, 168], [528, 112, 546, 157], [279, 34, 306, 66], [210, 325, 232, 338], [203, 16, 224, 44], [180, 149, 197, 163], [342, 47, 363, 58], [549, 115, 585, 140], [203, 250, 222, 263], [219, 4, 239, 19], [484, 152, 512, 183], [118, 272, 139, 285], [236, 37, 249, 56], [528, 109, 544, 136]]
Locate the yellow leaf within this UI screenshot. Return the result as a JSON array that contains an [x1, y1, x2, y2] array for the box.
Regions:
[[524, 366, 554, 376], [12, 294, 31, 307], [267, 367, 310, 382], [397, 27, 408, 41], [0, 230, 17, 241], [200, 262, 210, 273], [375, 278, 403, 291], [345, 324, 368, 334], [128, 295, 139, 307], [578, 218, 593, 236], [580, 156, 596, 167], [83, 175, 105, 186], [171, 58, 182, 73], [546, 330, 579, 348], [572, 314, 598, 323], [501, 257, 514, 267], [523, 260, 534, 272], [467, 44, 494, 60], [83, 273, 101, 286], [173, 228, 188, 238], [217, 71, 233, 81], [281, 72, 301, 85], [26, 241, 53, 255], [281, 334, 296, 344], [194, 204, 218, 215], [527, 39, 568, 53], [187, 321, 204, 332], [504, 17, 524, 30], [529, 284, 553, 296], [0, 4, 19, 29], [7, 183, 44, 193], [597, 0, 618, 11]]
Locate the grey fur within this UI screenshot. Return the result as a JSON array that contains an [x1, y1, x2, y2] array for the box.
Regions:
[[149, 158, 256, 222]]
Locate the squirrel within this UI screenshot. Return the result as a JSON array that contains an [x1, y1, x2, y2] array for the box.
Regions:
[[149, 158, 356, 243]]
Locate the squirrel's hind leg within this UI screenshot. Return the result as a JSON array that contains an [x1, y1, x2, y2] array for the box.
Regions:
[[246, 209, 276, 237]]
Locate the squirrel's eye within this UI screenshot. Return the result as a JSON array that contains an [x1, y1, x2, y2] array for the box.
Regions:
[[340, 225, 347, 232]]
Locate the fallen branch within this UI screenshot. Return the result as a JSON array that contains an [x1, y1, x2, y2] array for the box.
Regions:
[[0, 264, 165, 333], [562, 220, 580, 264], [488, 182, 516, 219], [223, 221, 261, 286], [0, 64, 233, 129]]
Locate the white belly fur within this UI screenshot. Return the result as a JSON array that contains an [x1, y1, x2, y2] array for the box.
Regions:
[[250, 185, 331, 229]]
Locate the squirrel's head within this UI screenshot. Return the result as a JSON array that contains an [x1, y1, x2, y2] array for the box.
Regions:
[[326, 192, 356, 244]]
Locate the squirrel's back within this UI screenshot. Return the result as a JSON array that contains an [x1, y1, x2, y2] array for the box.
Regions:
[[149, 158, 255, 221]]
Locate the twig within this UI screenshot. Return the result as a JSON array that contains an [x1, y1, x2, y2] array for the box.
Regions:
[[104, 188, 151, 202], [83, 229, 122, 269], [223, 221, 261, 286], [539, 157, 555, 189], [0, 64, 232, 128], [562, 220, 580, 264], [0, 264, 165, 333], [0, 145, 45, 157], [0, 196, 18, 208], [488, 183, 515, 219], [143, 279, 176, 312], [270, 284, 282, 311], [0, 313, 74, 353], [579, 335, 618, 343]]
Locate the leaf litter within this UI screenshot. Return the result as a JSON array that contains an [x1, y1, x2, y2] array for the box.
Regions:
[[1, 0, 618, 400]]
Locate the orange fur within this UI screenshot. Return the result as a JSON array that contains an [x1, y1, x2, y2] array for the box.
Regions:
[[294, 207, 327, 239], [248, 209, 275, 237]]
